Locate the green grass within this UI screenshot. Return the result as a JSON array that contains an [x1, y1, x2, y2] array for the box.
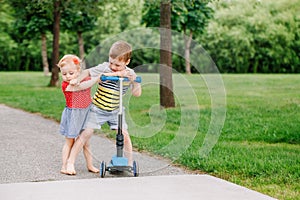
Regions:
[[0, 72, 299, 200]]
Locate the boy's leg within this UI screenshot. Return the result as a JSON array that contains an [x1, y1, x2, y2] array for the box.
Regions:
[[61, 138, 75, 174], [66, 128, 94, 175], [109, 109, 133, 166], [122, 129, 133, 166], [83, 139, 99, 173]]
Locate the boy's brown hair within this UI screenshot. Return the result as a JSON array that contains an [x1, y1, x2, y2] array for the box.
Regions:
[[109, 40, 132, 62]]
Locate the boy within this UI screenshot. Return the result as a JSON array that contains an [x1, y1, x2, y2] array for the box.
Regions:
[[66, 41, 141, 175]]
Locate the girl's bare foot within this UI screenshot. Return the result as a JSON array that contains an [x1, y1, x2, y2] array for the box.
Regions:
[[88, 165, 99, 173], [66, 163, 76, 175], [60, 167, 68, 174]]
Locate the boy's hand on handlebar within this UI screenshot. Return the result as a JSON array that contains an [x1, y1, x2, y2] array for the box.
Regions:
[[128, 73, 137, 83], [120, 70, 137, 83], [116, 69, 130, 77], [70, 78, 79, 86]]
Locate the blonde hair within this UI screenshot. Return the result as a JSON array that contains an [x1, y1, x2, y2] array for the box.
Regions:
[[57, 54, 81, 70], [109, 40, 132, 62]]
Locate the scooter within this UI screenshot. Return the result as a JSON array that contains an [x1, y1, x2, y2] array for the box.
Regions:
[[99, 75, 141, 178]]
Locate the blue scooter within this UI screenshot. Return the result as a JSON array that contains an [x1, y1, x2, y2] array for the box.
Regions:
[[99, 75, 141, 178]]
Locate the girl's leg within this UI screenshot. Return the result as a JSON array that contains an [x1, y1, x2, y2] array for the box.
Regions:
[[83, 139, 99, 173], [122, 129, 133, 166], [66, 128, 94, 175], [61, 138, 75, 174]]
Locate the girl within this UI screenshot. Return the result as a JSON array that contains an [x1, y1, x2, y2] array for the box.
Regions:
[[57, 54, 99, 175]]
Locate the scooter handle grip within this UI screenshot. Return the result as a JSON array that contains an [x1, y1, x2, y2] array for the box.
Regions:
[[100, 75, 141, 83]]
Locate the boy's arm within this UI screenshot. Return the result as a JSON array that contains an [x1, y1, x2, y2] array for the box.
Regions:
[[102, 70, 129, 77], [130, 70, 141, 97], [66, 76, 99, 92], [69, 69, 90, 86], [131, 82, 142, 97]]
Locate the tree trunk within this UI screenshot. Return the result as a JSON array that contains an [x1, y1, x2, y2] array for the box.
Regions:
[[184, 30, 193, 74], [159, 0, 175, 108], [41, 33, 49, 76], [49, 0, 61, 87], [77, 31, 85, 60]]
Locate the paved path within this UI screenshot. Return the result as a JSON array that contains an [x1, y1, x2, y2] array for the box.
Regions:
[[0, 104, 276, 199]]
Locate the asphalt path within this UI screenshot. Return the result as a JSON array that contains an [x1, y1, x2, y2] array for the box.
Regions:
[[0, 104, 186, 184], [0, 104, 276, 200]]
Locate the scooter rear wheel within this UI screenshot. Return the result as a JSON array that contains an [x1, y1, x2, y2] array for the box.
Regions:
[[133, 160, 139, 177], [100, 161, 106, 178]]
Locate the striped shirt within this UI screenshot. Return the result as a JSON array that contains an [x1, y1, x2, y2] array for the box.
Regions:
[[89, 62, 134, 111]]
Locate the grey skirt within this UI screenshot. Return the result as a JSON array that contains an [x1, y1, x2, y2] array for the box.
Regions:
[[59, 105, 90, 138]]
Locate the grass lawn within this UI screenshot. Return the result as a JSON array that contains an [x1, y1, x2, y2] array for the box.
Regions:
[[0, 72, 299, 200]]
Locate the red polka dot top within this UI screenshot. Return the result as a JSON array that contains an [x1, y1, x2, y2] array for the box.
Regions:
[[62, 77, 92, 108]]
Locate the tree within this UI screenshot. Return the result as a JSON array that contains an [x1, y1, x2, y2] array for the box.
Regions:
[[49, 0, 61, 87], [8, 0, 53, 76], [142, 0, 213, 74], [2, 0, 146, 72], [172, 0, 213, 73], [61, 0, 98, 59], [160, 0, 175, 108], [26, 2, 53, 76], [49, 0, 100, 86], [202, 0, 300, 73], [0, 2, 19, 71]]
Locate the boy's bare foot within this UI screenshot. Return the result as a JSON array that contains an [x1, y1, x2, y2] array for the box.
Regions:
[[66, 163, 76, 175], [88, 165, 100, 173]]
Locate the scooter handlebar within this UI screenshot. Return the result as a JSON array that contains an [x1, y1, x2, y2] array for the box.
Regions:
[[100, 75, 142, 83]]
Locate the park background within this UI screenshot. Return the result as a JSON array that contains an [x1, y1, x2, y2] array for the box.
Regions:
[[0, 0, 299, 200]]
